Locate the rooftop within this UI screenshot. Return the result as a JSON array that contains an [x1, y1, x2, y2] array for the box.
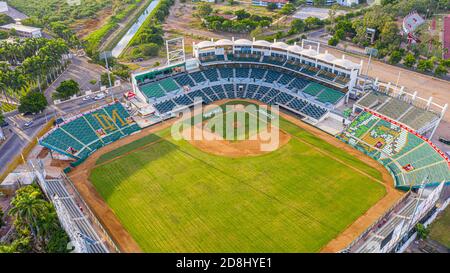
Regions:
[[0, 23, 41, 33]]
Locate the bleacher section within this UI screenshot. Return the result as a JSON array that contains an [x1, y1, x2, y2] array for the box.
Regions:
[[39, 103, 140, 160], [151, 80, 330, 122], [195, 51, 354, 88], [202, 69, 219, 82], [44, 179, 108, 253], [174, 74, 195, 87], [316, 87, 345, 104], [136, 65, 348, 122], [159, 78, 179, 93], [356, 91, 439, 131], [356, 91, 389, 109], [338, 111, 450, 189], [139, 82, 166, 99], [399, 107, 439, 131], [377, 99, 411, 120]]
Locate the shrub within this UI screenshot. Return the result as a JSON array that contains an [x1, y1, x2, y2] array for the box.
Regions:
[[18, 92, 48, 114], [54, 79, 80, 99], [328, 36, 339, 46], [403, 53, 416, 67], [434, 65, 448, 76]]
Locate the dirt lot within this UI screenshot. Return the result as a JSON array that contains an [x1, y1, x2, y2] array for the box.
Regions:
[[71, 8, 113, 39], [68, 99, 404, 253]]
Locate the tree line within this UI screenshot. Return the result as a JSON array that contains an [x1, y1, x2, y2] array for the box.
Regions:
[[0, 38, 70, 113], [325, 0, 449, 76], [0, 184, 70, 253]]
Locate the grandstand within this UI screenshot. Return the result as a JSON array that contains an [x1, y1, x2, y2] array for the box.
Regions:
[[353, 81, 446, 137], [39, 102, 140, 160], [132, 64, 347, 123], [192, 39, 360, 91], [128, 39, 365, 124], [43, 178, 108, 253], [338, 110, 450, 190]]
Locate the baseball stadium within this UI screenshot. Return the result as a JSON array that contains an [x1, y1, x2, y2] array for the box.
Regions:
[[36, 39, 450, 253]]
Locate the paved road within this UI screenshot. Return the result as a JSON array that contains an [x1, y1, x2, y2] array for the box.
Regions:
[[45, 56, 107, 103], [0, 83, 131, 175]]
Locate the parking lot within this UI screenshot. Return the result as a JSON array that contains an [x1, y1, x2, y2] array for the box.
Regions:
[[293, 7, 347, 20]]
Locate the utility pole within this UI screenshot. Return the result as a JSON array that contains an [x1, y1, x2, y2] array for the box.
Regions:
[[100, 51, 114, 101], [395, 71, 401, 87]]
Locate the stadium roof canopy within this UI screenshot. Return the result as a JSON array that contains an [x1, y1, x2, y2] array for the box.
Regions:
[[317, 51, 336, 62], [196, 40, 215, 48], [215, 39, 233, 46], [272, 41, 289, 50], [234, 39, 253, 46], [253, 40, 272, 47], [193, 39, 361, 70], [301, 47, 319, 58], [333, 57, 358, 69], [287, 45, 302, 53]]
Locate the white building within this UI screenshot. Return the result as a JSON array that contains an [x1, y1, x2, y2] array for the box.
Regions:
[[252, 0, 288, 8], [0, 1, 8, 14], [336, 0, 359, 6], [306, 0, 359, 6], [0, 23, 42, 38], [306, 0, 336, 5]]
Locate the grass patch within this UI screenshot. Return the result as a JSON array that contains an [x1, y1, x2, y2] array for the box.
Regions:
[[0, 102, 17, 113], [429, 206, 450, 248]]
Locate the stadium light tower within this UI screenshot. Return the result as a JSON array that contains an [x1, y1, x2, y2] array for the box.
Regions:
[[99, 51, 114, 100], [165, 37, 185, 66]]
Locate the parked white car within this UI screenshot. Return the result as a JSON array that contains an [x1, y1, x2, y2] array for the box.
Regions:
[[94, 93, 106, 100]]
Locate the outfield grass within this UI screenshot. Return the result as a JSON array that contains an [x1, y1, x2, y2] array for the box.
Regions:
[[429, 207, 450, 248], [90, 103, 386, 252]]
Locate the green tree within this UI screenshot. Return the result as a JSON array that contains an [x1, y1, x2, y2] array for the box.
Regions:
[[0, 14, 14, 25], [101, 73, 116, 87], [434, 65, 448, 76], [139, 43, 160, 57], [416, 223, 430, 240], [9, 186, 48, 238], [389, 50, 402, 64], [417, 59, 434, 72], [18, 92, 48, 114], [195, 2, 213, 18], [289, 19, 305, 35], [234, 9, 250, 20], [440, 59, 450, 67], [0, 236, 32, 253], [279, 3, 295, 15], [304, 16, 322, 30], [328, 36, 339, 46], [266, 3, 278, 11], [403, 53, 416, 67], [380, 21, 400, 47], [54, 79, 80, 100]]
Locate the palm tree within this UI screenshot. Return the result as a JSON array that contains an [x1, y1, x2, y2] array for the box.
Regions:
[[9, 189, 48, 239], [22, 55, 44, 92]]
